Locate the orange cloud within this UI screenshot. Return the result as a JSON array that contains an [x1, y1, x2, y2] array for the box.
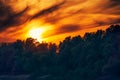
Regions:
[[0, 0, 120, 43]]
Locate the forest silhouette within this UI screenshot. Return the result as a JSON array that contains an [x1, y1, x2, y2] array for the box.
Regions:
[[0, 25, 120, 80]]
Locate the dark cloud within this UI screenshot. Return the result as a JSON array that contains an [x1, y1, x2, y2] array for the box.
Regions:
[[94, 18, 120, 27], [0, 0, 120, 42], [40, 0, 120, 25], [1, 0, 119, 31], [42, 9, 84, 24], [0, 1, 29, 32], [108, 0, 120, 7], [0, 1, 10, 17], [0, 0, 65, 32], [43, 24, 80, 38], [100, 0, 120, 15], [77, 0, 120, 15], [57, 24, 80, 33], [31, 1, 65, 19], [1, 7, 28, 27], [0, 1, 11, 24]]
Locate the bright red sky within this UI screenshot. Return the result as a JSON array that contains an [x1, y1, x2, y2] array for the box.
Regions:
[[0, 0, 120, 43]]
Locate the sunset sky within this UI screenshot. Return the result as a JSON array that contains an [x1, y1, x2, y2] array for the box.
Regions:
[[0, 0, 120, 43]]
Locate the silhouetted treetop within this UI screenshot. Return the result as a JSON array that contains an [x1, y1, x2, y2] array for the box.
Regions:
[[0, 24, 120, 80]]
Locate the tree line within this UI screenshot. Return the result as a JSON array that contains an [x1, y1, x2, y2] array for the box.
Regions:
[[0, 25, 120, 80]]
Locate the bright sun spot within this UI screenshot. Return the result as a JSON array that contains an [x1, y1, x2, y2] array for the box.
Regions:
[[29, 28, 43, 42]]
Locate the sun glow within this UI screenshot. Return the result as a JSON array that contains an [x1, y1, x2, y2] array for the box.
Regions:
[[29, 28, 44, 42], [25, 19, 56, 42]]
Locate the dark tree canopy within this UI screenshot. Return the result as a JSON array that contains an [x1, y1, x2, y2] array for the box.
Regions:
[[0, 25, 120, 80]]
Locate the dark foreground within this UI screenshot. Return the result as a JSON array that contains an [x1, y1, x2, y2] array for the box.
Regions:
[[0, 25, 120, 80]]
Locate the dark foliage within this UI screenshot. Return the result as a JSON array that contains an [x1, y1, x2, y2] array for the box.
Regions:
[[0, 25, 120, 80]]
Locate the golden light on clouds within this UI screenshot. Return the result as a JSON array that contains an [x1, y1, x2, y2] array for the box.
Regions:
[[0, 0, 120, 43], [25, 19, 55, 42]]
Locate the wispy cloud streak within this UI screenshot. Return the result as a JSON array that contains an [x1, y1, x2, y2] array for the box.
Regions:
[[0, 0, 120, 42]]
